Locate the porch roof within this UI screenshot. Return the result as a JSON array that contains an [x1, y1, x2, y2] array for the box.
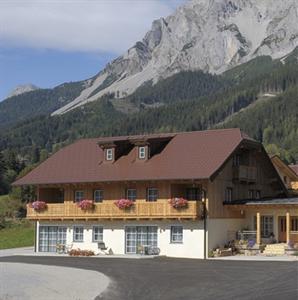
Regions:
[[224, 197, 298, 207]]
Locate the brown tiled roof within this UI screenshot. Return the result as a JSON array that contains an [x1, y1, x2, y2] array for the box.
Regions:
[[13, 129, 255, 185], [289, 164, 298, 176]]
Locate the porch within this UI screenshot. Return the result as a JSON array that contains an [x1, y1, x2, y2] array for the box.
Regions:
[[225, 197, 298, 246]]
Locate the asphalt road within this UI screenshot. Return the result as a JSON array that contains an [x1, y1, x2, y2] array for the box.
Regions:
[[0, 256, 297, 300]]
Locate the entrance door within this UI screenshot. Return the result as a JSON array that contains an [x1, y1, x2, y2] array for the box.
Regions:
[[278, 217, 286, 242], [125, 226, 158, 254], [39, 226, 67, 252]]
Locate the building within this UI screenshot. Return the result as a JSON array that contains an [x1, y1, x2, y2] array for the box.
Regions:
[[289, 164, 298, 191], [14, 129, 298, 258], [271, 155, 298, 195]]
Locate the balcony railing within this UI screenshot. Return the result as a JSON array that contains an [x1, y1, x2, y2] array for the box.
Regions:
[[27, 200, 202, 220], [233, 165, 257, 183]]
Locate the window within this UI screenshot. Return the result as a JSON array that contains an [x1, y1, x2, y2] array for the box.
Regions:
[[94, 190, 104, 203], [75, 191, 84, 202], [139, 146, 146, 159], [93, 226, 103, 242], [233, 154, 241, 166], [291, 218, 298, 232], [127, 189, 137, 201], [106, 148, 114, 161], [171, 226, 183, 243], [254, 216, 273, 238], [147, 188, 158, 202], [255, 190, 261, 199], [73, 226, 84, 242], [248, 190, 254, 199], [225, 188, 233, 202], [186, 188, 199, 201]]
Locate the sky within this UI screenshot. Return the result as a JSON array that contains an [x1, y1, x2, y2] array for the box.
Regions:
[[0, 0, 185, 101]]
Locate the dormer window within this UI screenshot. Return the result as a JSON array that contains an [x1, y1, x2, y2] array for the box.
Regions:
[[139, 146, 146, 159], [106, 148, 114, 161]]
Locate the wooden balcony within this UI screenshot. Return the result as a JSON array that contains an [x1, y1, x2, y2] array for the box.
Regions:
[[26, 200, 202, 220], [233, 165, 257, 183]]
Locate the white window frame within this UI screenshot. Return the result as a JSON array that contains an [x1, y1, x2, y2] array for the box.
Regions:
[[92, 226, 103, 242], [139, 146, 146, 159], [147, 188, 158, 202], [255, 190, 261, 199], [94, 190, 104, 203], [73, 226, 84, 242], [126, 189, 137, 201], [170, 226, 183, 244], [248, 190, 254, 199], [106, 148, 113, 161], [75, 190, 84, 202], [225, 187, 233, 202]]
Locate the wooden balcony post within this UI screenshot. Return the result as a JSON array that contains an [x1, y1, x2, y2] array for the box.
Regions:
[[286, 212, 290, 244], [256, 212, 261, 245]]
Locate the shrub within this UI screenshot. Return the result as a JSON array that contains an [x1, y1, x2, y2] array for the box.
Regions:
[[68, 249, 95, 256]]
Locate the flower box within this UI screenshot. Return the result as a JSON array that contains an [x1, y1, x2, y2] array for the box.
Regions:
[[169, 197, 188, 209], [30, 201, 47, 211], [114, 199, 134, 209], [77, 199, 94, 211]]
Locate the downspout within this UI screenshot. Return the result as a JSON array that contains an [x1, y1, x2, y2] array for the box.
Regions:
[[203, 202, 206, 259], [34, 221, 37, 252]]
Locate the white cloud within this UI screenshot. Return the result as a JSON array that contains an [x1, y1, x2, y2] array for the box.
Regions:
[[0, 0, 185, 54]]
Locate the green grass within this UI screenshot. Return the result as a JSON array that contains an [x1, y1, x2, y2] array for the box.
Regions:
[[0, 221, 34, 249]]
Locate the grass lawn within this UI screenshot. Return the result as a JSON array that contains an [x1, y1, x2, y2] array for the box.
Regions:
[[0, 221, 34, 249], [0, 194, 34, 249]]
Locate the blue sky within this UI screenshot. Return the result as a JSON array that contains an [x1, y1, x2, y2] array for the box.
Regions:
[[0, 0, 185, 101]]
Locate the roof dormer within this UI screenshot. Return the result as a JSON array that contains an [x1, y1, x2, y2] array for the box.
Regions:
[[98, 142, 116, 163]]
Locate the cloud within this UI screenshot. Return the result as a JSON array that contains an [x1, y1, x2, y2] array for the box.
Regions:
[[0, 0, 185, 54]]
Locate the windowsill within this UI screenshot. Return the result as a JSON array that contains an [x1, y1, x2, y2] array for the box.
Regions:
[[73, 241, 84, 243], [170, 242, 183, 244]]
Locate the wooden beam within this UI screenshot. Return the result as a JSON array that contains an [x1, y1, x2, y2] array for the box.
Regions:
[[256, 212, 261, 245], [286, 212, 290, 244]]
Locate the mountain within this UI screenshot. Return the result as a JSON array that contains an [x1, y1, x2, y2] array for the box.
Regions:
[[1, 48, 297, 164], [6, 84, 39, 99], [1, 0, 298, 127], [0, 0, 298, 166], [51, 0, 298, 115], [0, 81, 86, 129]]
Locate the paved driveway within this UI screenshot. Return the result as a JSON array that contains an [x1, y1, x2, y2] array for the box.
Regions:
[[0, 256, 297, 300]]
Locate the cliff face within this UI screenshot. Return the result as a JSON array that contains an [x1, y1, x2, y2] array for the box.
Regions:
[[53, 0, 298, 115]]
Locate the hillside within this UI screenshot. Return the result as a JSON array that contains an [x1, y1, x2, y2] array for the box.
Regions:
[[0, 49, 297, 163]]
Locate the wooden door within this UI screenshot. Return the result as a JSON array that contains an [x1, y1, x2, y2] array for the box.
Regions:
[[278, 217, 286, 242]]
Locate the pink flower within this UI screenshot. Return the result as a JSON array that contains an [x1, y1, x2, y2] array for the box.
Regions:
[[77, 199, 94, 210], [114, 199, 134, 209], [30, 201, 47, 211], [168, 198, 188, 209]]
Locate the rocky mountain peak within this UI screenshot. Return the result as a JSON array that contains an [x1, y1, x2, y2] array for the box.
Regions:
[[7, 84, 39, 99], [52, 0, 298, 115]]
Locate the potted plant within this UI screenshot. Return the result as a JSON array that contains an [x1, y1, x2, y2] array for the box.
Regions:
[[168, 197, 188, 209], [77, 199, 94, 211], [30, 201, 47, 211], [114, 199, 134, 209]]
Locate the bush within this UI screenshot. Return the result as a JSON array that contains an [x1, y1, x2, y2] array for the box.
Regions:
[[68, 249, 95, 256]]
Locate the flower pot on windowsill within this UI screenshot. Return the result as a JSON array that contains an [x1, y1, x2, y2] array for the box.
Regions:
[[77, 200, 95, 211], [114, 199, 134, 209], [29, 201, 47, 212], [168, 198, 188, 209]]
